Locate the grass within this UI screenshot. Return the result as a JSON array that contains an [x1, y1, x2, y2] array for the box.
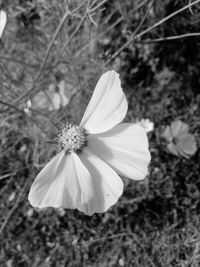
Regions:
[[0, 0, 200, 266]]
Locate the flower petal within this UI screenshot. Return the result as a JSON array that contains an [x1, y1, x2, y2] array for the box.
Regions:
[[78, 149, 124, 215], [171, 120, 189, 137], [87, 123, 151, 180], [167, 143, 179, 156], [137, 119, 154, 133], [162, 125, 172, 142], [80, 70, 128, 134], [176, 133, 197, 158], [0, 10, 7, 38], [28, 151, 94, 209]]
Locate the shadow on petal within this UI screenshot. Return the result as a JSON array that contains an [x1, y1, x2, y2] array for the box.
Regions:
[[78, 148, 123, 215]]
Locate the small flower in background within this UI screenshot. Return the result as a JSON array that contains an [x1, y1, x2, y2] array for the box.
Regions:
[[137, 118, 154, 133], [8, 192, 16, 202], [28, 70, 151, 215], [162, 120, 197, 159], [118, 258, 125, 266], [47, 81, 70, 111], [155, 67, 174, 88], [26, 208, 34, 218], [0, 10, 7, 38], [23, 99, 32, 116], [32, 80, 70, 111]]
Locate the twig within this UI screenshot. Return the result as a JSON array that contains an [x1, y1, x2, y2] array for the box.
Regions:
[[0, 173, 15, 196], [0, 56, 38, 68], [0, 100, 23, 113], [135, 32, 200, 43], [135, 0, 200, 40], [89, 0, 109, 12], [0, 173, 11, 180], [34, 0, 88, 84], [105, 0, 154, 65], [104, 0, 200, 64], [56, 1, 90, 61], [189, 0, 194, 14], [36, 8, 71, 80], [1, 1, 88, 113], [75, 0, 149, 57]]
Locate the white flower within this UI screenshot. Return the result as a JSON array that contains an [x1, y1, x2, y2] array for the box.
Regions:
[[137, 119, 154, 133], [0, 10, 7, 38], [28, 70, 151, 215]]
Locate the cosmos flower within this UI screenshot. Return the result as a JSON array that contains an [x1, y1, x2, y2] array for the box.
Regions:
[[0, 10, 7, 38], [162, 120, 197, 159], [28, 70, 151, 215], [137, 118, 154, 133]]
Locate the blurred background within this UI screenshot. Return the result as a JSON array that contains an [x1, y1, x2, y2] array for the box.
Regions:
[[0, 0, 200, 266]]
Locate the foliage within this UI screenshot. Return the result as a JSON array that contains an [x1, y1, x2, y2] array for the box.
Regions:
[[0, 0, 200, 266]]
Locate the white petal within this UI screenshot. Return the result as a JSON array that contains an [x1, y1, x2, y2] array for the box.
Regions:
[[137, 119, 154, 133], [80, 70, 128, 134], [87, 123, 151, 180], [0, 10, 6, 38], [28, 151, 94, 209], [78, 149, 124, 215]]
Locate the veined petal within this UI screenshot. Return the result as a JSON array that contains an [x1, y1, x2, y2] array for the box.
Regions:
[[87, 123, 151, 181], [176, 133, 197, 157], [28, 151, 94, 209], [171, 120, 189, 137], [162, 125, 172, 141], [78, 148, 124, 215], [80, 70, 128, 134]]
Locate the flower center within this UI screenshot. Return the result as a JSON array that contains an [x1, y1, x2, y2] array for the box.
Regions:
[[172, 137, 178, 145], [58, 123, 87, 153]]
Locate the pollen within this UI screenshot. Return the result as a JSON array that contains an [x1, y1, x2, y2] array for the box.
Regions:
[[58, 123, 87, 153]]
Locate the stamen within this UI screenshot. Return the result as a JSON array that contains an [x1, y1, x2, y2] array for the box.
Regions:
[[58, 122, 87, 153]]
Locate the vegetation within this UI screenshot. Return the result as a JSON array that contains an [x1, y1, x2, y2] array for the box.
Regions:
[[0, 0, 200, 266]]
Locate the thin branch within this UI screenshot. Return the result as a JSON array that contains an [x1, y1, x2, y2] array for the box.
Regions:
[[0, 100, 23, 113], [189, 0, 194, 14], [56, 2, 90, 61], [104, 0, 200, 64], [105, 0, 154, 65], [1, 1, 88, 113], [135, 32, 200, 43], [75, 0, 149, 57], [135, 0, 200, 40], [90, 0, 109, 12], [0, 56, 38, 68], [35, 0, 88, 83], [35, 9, 71, 82]]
